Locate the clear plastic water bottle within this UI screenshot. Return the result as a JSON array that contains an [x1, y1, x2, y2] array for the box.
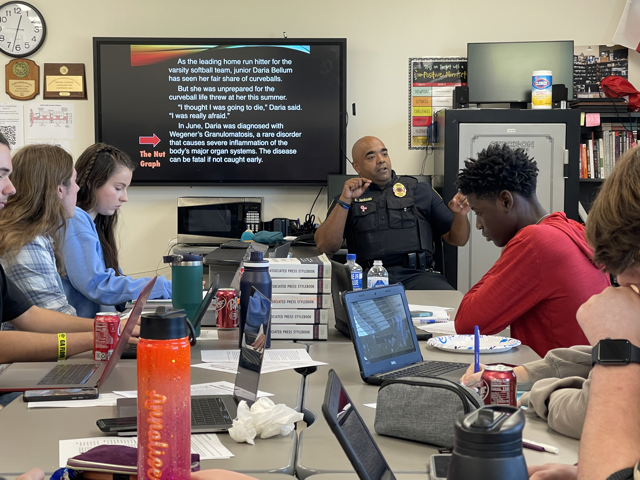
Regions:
[[367, 260, 389, 288], [345, 254, 363, 290]]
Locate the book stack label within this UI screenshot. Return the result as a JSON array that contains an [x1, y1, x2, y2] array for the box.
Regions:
[[267, 254, 331, 340]]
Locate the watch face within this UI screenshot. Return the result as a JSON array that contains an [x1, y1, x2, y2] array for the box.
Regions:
[[0, 2, 46, 58], [599, 339, 631, 364]]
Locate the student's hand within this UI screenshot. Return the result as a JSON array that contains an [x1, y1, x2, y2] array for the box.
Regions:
[[528, 463, 577, 480], [577, 286, 640, 346], [341, 177, 372, 201], [448, 192, 471, 216], [192, 469, 259, 480], [16, 468, 45, 480], [460, 363, 485, 387]]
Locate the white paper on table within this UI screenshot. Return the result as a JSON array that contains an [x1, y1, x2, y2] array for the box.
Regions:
[[192, 360, 327, 375], [408, 304, 453, 312], [113, 381, 273, 399], [27, 393, 121, 409], [59, 434, 233, 467], [364, 403, 377, 409], [198, 330, 219, 340], [417, 322, 457, 335], [0, 103, 25, 148], [201, 348, 313, 363], [25, 103, 75, 139]]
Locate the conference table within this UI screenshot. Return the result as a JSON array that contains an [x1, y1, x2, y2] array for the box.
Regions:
[[0, 289, 582, 479]]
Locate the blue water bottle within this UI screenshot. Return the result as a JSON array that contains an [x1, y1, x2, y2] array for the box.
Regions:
[[239, 251, 272, 348]]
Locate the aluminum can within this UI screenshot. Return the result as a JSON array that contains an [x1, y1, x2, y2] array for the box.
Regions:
[[216, 288, 239, 329], [480, 364, 517, 406], [94, 312, 120, 361]]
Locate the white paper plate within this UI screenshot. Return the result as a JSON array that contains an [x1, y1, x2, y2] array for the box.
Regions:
[[427, 335, 521, 353]]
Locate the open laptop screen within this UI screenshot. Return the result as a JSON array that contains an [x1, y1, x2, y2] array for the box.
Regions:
[[350, 294, 417, 365]]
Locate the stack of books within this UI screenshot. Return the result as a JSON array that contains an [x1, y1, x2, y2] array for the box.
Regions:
[[267, 254, 332, 340], [570, 97, 630, 113], [580, 125, 638, 179]]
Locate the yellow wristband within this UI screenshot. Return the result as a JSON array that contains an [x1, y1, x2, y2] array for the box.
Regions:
[[57, 333, 67, 362]]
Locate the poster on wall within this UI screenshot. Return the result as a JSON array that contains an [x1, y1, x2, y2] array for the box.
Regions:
[[0, 103, 25, 149], [573, 44, 629, 98], [408, 57, 467, 149]]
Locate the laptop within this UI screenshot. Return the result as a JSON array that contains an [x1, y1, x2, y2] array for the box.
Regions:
[[331, 260, 353, 338], [114, 322, 268, 433], [0, 277, 157, 393], [322, 369, 396, 480], [342, 283, 468, 385]]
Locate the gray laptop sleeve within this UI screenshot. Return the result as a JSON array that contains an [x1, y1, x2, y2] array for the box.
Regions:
[[374, 376, 482, 448]]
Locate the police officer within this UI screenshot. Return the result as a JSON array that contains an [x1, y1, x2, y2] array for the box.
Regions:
[[315, 136, 470, 290]]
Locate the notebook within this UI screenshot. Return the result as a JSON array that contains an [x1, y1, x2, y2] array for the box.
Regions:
[[342, 284, 468, 385], [322, 369, 396, 480], [0, 277, 157, 393], [116, 322, 268, 433]]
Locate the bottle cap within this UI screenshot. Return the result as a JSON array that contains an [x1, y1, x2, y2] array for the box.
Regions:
[[245, 250, 269, 268], [141, 308, 195, 343], [454, 406, 525, 457], [347, 254, 356, 261], [373, 260, 382, 266]]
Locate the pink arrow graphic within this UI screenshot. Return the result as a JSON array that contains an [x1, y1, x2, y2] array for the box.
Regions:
[[139, 134, 161, 147]]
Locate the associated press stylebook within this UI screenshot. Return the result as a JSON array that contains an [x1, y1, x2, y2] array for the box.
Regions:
[[270, 324, 328, 340], [267, 254, 331, 278], [271, 293, 332, 309], [272, 278, 331, 294], [271, 308, 329, 324]]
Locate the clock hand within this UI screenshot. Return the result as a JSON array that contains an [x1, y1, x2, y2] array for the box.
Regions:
[[11, 14, 21, 52]]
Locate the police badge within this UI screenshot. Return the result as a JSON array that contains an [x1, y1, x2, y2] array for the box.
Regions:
[[393, 183, 406, 198]]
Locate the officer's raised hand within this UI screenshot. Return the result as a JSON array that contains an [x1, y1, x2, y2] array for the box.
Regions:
[[448, 192, 471, 216], [341, 177, 372, 201]]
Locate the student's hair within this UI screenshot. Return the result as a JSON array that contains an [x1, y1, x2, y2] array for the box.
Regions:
[[0, 131, 10, 150], [455, 144, 539, 200], [0, 144, 74, 274], [75, 143, 136, 275], [586, 146, 640, 274]]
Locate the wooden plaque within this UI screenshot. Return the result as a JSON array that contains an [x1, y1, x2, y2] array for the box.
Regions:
[[44, 63, 87, 100], [5, 59, 39, 100]]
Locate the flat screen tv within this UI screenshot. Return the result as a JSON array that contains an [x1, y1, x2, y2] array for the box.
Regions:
[[94, 38, 347, 185], [467, 40, 574, 106]]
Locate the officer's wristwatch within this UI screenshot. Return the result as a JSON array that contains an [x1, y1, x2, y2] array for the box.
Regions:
[[592, 338, 640, 366]]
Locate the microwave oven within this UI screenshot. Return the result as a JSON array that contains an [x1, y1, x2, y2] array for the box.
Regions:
[[177, 197, 263, 245]]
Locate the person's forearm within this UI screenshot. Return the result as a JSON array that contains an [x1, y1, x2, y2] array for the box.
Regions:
[[10, 306, 93, 333], [514, 365, 530, 384], [578, 364, 640, 480], [444, 212, 470, 246], [315, 199, 350, 254], [0, 331, 94, 363]]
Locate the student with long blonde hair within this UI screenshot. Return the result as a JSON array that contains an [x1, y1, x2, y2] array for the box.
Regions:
[[63, 143, 171, 318], [0, 144, 80, 322]]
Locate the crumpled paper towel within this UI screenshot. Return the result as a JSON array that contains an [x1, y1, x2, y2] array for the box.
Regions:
[[229, 397, 304, 445]]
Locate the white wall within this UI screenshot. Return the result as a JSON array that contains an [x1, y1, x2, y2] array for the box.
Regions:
[[5, 0, 635, 278]]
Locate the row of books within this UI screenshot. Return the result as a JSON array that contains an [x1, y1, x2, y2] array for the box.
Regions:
[[580, 127, 638, 179], [266, 255, 332, 340]]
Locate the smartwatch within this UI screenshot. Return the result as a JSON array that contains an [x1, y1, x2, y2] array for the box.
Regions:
[[592, 338, 640, 366]]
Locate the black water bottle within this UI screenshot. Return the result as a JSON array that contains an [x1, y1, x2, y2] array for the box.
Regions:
[[447, 406, 528, 480], [239, 251, 272, 348]]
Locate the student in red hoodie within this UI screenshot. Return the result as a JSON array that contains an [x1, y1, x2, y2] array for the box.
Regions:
[[453, 144, 610, 356]]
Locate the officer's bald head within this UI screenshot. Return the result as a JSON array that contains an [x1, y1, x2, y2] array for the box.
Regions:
[[352, 136, 385, 165], [350, 136, 392, 186]]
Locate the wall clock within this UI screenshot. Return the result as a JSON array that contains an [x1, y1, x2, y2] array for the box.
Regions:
[[0, 2, 45, 58]]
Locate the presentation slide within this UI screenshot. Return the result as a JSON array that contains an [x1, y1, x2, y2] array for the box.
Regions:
[[95, 40, 345, 185]]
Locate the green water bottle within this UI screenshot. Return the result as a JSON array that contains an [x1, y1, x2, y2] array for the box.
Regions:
[[164, 254, 204, 337]]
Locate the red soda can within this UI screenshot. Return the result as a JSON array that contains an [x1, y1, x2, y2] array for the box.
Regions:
[[480, 364, 517, 406], [94, 312, 121, 361], [216, 288, 238, 329]]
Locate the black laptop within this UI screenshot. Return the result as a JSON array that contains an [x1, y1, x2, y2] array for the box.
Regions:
[[342, 284, 468, 385]]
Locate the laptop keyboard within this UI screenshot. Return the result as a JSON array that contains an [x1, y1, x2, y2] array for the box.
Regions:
[[220, 240, 251, 249], [37, 363, 100, 385], [378, 360, 468, 381], [191, 397, 233, 426]]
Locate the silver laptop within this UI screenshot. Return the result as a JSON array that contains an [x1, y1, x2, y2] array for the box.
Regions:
[[342, 283, 468, 385], [0, 277, 157, 392], [116, 322, 268, 433]]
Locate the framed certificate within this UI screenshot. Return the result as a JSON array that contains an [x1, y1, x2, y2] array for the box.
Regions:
[[44, 63, 87, 99]]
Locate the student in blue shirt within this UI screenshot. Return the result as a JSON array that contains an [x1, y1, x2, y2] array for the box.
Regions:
[[62, 144, 171, 318]]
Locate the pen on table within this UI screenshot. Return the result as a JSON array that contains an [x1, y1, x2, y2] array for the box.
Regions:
[[411, 311, 433, 317], [474, 325, 480, 373], [522, 439, 559, 454], [412, 318, 448, 324]]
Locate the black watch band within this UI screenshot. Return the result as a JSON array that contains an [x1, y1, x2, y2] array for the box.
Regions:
[[592, 339, 640, 366]]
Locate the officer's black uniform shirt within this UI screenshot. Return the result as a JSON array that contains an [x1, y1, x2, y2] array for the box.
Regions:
[[0, 263, 33, 324], [328, 172, 454, 267]]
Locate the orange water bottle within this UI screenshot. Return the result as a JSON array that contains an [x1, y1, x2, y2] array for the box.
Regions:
[[137, 308, 196, 479]]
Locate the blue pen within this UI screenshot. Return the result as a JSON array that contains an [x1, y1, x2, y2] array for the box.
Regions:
[[474, 325, 480, 373]]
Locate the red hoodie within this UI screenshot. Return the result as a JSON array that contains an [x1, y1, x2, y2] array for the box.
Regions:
[[455, 212, 610, 357]]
